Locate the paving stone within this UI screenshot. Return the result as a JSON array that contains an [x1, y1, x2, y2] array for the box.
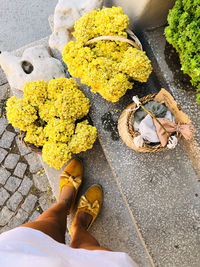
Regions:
[[7, 191, 23, 211], [0, 118, 8, 135], [39, 193, 55, 211], [4, 176, 21, 192], [4, 153, 20, 169], [25, 153, 42, 173], [0, 84, 9, 100], [21, 194, 37, 213], [14, 162, 27, 178], [0, 187, 10, 206], [8, 208, 28, 228], [0, 206, 14, 226], [18, 176, 33, 196], [0, 167, 11, 185], [0, 130, 16, 149], [29, 210, 40, 222], [15, 135, 31, 156], [33, 173, 49, 192], [0, 225, 11, 234], [0, 148, 8, 164]]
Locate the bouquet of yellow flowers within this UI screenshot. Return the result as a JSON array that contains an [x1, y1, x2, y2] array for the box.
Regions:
[[6, 78, 97, 169], [63, 7, 152, 102]]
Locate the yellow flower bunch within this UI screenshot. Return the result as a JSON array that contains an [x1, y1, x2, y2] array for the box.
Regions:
[[69, 120, 97, 154], [6, 96, 37, 131], [23, 80, 48, 106], [6, 78, 97, 169], [63, 7, 152, 102], [42, 142, 72, 170]]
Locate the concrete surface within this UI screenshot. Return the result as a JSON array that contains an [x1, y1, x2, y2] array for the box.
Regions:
[[0, 0, 57, 51], [142, 27, 200, 178]]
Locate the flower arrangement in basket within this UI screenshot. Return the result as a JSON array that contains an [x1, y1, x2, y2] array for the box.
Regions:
[[6, 78, 97, 169], [62, 7, 152, 102], [118, 88, 195, 152]]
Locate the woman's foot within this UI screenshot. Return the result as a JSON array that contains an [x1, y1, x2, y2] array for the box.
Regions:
[[70, 184, 103, 237], [73, 211, 93, 230], [59, 158, 83, 213]]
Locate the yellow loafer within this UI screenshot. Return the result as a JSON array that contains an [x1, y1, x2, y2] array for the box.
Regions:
[[59, 158, 83, 213], [70, 184, 103, 237]]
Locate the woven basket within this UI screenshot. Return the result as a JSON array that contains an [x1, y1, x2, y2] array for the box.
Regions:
[[85, 28, 143, 51], [19, 132, 42, 154], [118, 88, 191, 152]]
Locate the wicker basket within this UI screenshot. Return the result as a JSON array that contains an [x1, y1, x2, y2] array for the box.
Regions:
[[85, 28, 143, 51], [118, 88, 191, 152], [19, 132, 42, 154]]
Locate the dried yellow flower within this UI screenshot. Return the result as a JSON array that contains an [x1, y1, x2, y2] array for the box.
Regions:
[[23, 80, 48, 106], [42, 142, 72, 170], [63, 7, 152, 102], [69, 120, 97, 154], [6, 96, 37, 131], [6, 78, 97, 169], [44, 118, 75, 143], [24, 124, 47, 147]]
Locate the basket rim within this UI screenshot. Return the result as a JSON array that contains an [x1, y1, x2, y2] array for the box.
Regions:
[[118, 93, 181, 152], [19, 132, 42, 154]]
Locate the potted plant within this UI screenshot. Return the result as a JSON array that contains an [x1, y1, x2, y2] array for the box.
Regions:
[[165, 0, 200, 103]]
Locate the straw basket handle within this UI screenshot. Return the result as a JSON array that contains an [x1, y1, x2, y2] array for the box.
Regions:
[[85, 36, 141, 50]]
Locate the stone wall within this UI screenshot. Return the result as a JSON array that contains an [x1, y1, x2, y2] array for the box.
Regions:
[[105, 0, 176, 29]]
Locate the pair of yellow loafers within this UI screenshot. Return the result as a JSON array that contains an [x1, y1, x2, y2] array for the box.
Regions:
[[59, 158, 103, 237]]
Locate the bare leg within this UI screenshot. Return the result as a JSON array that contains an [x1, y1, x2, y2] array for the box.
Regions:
[[22, 186, 75, 244], [70, 211, 111, 251]]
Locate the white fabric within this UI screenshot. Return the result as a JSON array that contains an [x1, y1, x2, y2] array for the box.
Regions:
[[134, 110, 175, 144], [0, 227, 138, 267]]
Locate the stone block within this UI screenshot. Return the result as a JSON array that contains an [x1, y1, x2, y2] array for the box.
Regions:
[[14, 162, 27, 178], [0, 83, 9, 100], [0, 206, 14, 226], [4, 153, 20, 169], [0, 225, 11, 234], [15, 135, 31, 156], [4, 176, 21, 192], [32, 172, 49, 192], [8, 208, 28, 228], [0, 118, 8, 135], [21, 194, 37, 213], [0, 148, 8, 164], [0, 130, 16, 149], [39, 193, 55, 212], [18, 176, 33, 196], [25, 153, 42, 173], [105, 0, 175, 29], [0, 167, 11, 185], [7, 191, 23, 211], [0, 187, 10, 206], [29, 210, 40, 222]]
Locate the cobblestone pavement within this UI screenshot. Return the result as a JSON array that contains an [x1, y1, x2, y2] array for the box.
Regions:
[[0, 83, 56, 233]]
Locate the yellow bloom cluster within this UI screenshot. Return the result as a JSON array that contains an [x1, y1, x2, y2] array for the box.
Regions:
[[63, 7, 152, 102], [69, 120, 97, 154], [6, 78, 97, 169], [6, 97, 37, 131], [42, 142, 72, 170]]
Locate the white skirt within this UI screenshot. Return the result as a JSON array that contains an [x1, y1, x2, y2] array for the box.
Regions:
[[0, 227, 138, 267]]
